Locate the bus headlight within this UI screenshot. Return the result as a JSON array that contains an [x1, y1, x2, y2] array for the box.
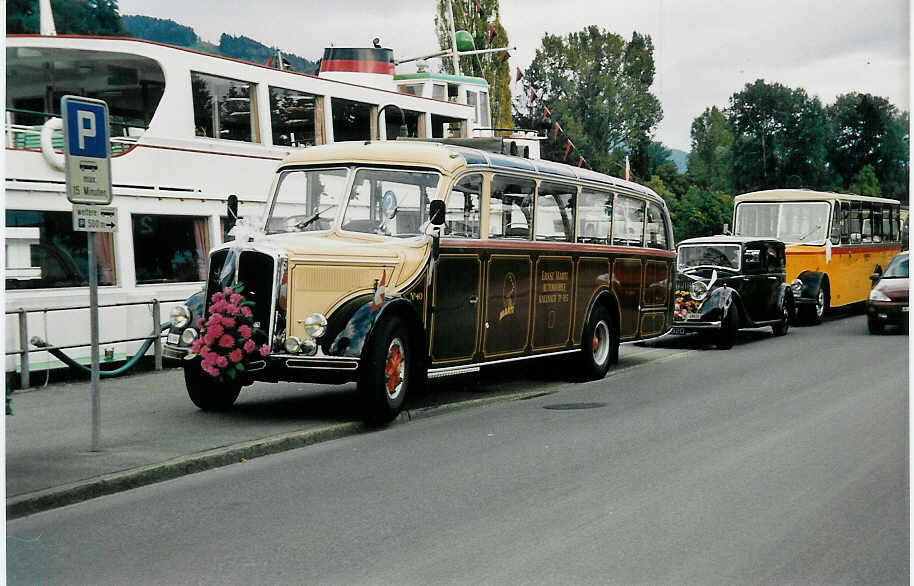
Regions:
[[303, 313, 328, 338], [169, 305, 191, 329], [791, 278, 803, 296], [284, 336, 302, 354], [180, 328, 198, 345], [689, 280, 709, 301]]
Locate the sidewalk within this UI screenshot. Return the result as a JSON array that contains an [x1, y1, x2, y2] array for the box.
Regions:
[[5, 342, 689, 519]]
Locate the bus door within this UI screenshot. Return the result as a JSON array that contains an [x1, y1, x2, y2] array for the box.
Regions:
[[430, 174, 483, 364], [612, 194, 645, 339], [482, 175, 535, 358]]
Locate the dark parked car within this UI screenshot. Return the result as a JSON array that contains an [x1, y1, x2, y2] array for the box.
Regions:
[[672, 236, 794, 349], [163, 289, 205, 364], [867, 251, 908, 334]]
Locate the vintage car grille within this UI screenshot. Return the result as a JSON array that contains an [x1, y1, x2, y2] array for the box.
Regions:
[[675, 273, 693, 295], [205, 248, 276, 347]]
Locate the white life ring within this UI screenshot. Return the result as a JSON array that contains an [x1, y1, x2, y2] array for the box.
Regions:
[[40, 117, 65, 170]]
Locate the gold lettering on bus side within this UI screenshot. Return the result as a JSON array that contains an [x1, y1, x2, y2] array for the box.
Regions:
[[499, 272, 517, 321]]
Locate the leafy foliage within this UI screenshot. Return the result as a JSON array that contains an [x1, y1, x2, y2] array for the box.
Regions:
[[8, 0, 130, 35], [218, 34, 317, 74], [435, 0, 513, 131], [121, 14, 196, 46], [517, 26, 662, 173]]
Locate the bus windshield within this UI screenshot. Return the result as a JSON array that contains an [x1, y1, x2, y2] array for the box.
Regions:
[[735, 202, 830, 244], [340, 168, 441, 237], [265, 168, 349, 234], [678, 244, 741, 271]]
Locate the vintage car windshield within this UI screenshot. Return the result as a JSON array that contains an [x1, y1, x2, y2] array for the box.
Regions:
[[734, 202, 830, 244], [883, 254, 909, 278], [678, 244, 741, 271], [340, 168, 441, 237], [264, 168, 349, 234]]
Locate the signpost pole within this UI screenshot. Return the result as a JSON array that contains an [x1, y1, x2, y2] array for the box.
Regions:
[[88, 234, 101, 451]]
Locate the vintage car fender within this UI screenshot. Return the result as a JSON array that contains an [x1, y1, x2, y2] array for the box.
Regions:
[[326, 295, 421, 359], [793, 270, 827, 302], [698, 286, 736, 323]]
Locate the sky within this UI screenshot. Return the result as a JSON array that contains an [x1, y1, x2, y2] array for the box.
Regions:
[[118, 0, 910, 153]]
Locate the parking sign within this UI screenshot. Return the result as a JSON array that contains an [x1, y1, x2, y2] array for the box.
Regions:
[[62, 95, 113, 204]]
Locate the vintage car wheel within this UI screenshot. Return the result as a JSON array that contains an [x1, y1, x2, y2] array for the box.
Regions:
[[358, 316, 411, 425], [803, 285, 829, 325], [867, 315, 884, 335], [716, 306, 739, 350], [772, 301, 790, 336], [577, 305, 617, 380], [184, 364, 241, 411]]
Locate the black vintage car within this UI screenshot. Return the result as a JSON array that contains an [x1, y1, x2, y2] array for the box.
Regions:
[[672, 236, 794, 348]]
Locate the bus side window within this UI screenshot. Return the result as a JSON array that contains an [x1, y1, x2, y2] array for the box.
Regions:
[[871, 203, 884, 242], [577, 189, 613, 245], [848, 201, 862, 243], [861, 202, 873, 242], [612, 195, 645, 247], [645, 202, 668, 250], [445, 174, 482, 238], [489, 175, 535, 240], [535, 182, 577, 242]]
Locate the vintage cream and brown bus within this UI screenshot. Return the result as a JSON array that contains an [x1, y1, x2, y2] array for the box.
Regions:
[[733, 189, 903, 323], [182, 140, 675, 422]]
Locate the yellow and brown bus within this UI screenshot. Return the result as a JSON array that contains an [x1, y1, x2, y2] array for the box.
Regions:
[[181, 140, 675, 422], [732, 189, 903, 323]]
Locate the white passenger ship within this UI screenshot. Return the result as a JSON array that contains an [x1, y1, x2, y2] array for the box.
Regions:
[[5, 32, 528, 379]]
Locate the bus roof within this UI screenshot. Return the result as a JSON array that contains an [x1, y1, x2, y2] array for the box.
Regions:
[[734, 189, 900, 206], [279, 140, 665, 205]]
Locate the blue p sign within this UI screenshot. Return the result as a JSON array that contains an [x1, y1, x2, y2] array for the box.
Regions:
[[63, 97, 109, 159]]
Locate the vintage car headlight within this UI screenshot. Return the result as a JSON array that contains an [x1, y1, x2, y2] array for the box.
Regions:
[[791, 278, 803, 296], [169, 305, 191, 329], [284, 336, 303, 354], [303, 313, 328, 338], [180, 328, 198, 345], [299, 338, 317, 355], [689, 280, 709, 301], [869, 288, 891, 302]]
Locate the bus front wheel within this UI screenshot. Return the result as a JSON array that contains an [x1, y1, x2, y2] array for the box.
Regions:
[[577, 305, 618, 380], [358, 316, 412, 426], [802, 284, 829, 325]]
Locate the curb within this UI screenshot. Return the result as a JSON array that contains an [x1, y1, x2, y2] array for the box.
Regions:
[[7, 347, 695, 519]]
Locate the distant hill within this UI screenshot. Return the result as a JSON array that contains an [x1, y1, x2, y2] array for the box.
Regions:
[[122, 15, 318, 73], [669, 148, 688, 173]]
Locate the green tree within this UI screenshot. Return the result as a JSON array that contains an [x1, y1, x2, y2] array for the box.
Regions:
[[688, 106, 733, 192], [827, 92, 909, 202], [9, 0, 130, 35], [435, 0, 513, 131], [122, 14, 197, 46], [517, 26, 662, 174], [848, 164, 882, 196], [727, 79, 828, 192], [674, 186, 733, 241]]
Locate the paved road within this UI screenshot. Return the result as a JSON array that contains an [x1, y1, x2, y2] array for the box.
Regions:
[[8, 314, 908, 584]]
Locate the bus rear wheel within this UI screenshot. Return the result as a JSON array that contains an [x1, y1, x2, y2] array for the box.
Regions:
[[576, 305, 617, 380]]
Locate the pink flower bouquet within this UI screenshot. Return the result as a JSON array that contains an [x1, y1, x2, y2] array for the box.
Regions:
[[188, 282, 269, 381]]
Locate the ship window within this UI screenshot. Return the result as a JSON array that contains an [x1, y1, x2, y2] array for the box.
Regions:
[[384, 108, 421, 139], [6, 47, 164, 135], [132, 214, 208, 284], [445, 174, 482, 238], [191, 72, 258, 142], [489, 175, 535, 240], [331, 97, 374, 141], [432, 84, 446, 100], [269, 86, 323, 147], [5, 210, 115, 290], [431, 114, 466, 138], [398, 84, 422, 96], [535, 182, 576, 242], [612, 195, 645, 247], [466, 91, 478, 123], [478, 90, 490, 127]]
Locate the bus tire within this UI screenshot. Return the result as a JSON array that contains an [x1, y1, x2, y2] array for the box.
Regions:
[[716, 306, 739, 349], [184, 365, 241, 411], [577, 305, 617, 380], [803, 283, 829, 325], [358, 316, 411, 426]]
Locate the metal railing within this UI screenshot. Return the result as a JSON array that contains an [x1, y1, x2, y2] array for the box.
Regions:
[[5, 108, 143, 154], [6, 298, 187, 388]]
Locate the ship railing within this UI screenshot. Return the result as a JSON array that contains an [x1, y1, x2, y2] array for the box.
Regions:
[[6, 298, 186, 389], [5, 107, 144, 154]]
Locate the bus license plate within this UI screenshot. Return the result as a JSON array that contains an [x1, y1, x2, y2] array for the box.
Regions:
[[167, 332, 180, 344]]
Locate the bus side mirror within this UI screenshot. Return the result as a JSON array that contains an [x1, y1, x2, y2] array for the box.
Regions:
[[429, 199, 445, 226]]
